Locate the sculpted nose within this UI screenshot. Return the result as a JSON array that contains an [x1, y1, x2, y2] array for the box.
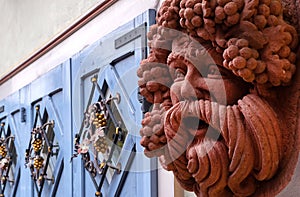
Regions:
[[181, 76, 210, 101], [170, 80, 183, 105], [181, 80, 198, 100]]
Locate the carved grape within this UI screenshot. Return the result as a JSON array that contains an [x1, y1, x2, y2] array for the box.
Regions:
[[191, 15, 203, 27], [258, 4, 270, 18], [238, 68, 255, 82], [215, 6, 226, 22], [288, 52, 296, 63], [269, 0, 282, 16], [254, 15, 267, 30], [278, 46, 291, 58], [184, 8, 194, 20], [185, 19, 195, 29], [254, 61, 266, 74], [233, 56, 247, 69], [246, 58, 258, 70], [252, 49, 259, 59], [217, 0, 231, 6], [196, 28, 210, 40], [232, 0, 244, 10], [193, 3, 203, 15], [223, 38, 263, 83], [267, 15, 279, 26], [224, 2, 238, 16], [239, 47, 252, 59], [256, 72, 268, 84], [185, 0, 195, 8], [236, 39, 249, 48], [225, 13, 240, 26], [227, 45, 239, 59], [227, 38, 238, 46], [156, 0, 180, 30]]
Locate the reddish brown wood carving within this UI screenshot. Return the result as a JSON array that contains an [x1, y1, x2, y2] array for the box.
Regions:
[[138, 0, 300, 196]]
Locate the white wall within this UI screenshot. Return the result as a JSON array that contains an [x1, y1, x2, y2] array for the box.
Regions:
[[158, 163, 174, 197], [0, 0, 105, 78]]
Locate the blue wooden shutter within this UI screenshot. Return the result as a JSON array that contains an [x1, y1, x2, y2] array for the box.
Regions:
[[71, 9, 157, 197]]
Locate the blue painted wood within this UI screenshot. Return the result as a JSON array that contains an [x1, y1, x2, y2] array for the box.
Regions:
[[71, 9, 156, 197], [0, 9, 156, 197], [0, 88, 32, 197], [0, 61, 73, 197], [26, 61, 72, 197]]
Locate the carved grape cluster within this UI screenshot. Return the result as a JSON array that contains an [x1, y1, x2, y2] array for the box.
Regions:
[[253, 0, 283, 30], [220, 0, 297, 86], [222, 27, 297, 86], [150, 0, 182, 46], [215, 0, 244, 26], [157, 0, 181, 29], [260, 25, 297, 86], [223, 38, 265, 83], [179, 0, 217, 39], [156, 0, 298, 87], [140, 105, 168, 157], [137, 51, 172, 104]]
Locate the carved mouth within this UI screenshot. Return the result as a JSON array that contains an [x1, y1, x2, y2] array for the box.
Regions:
[[183, 117, 208, 137], [183, 117, 221, 140]]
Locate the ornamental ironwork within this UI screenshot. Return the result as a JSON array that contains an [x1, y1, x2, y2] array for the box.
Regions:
[[25, 106, 59, 196], [71, 76, 126, 197], [0, 123, 15, 196]]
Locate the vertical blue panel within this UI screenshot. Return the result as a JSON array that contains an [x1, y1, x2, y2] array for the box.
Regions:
[[0, 87, 32, 197], [70, 9, 156, 197], [0, 8, 156, 197], [13, 60, 72, 197]]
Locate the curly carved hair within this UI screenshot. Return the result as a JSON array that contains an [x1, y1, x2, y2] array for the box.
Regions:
[[148, 0, 299, 87]]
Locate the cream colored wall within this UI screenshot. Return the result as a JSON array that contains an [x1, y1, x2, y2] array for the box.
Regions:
[[158, 163, 174, 197], [0, 0, 105, 79]]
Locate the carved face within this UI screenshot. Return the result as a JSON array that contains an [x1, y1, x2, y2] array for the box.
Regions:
[[160, 47, 283, 196], [168, 51, 250, 106], [138, 0, 299, 196]]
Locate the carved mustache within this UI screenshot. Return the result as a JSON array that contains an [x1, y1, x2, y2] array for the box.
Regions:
[[163, 94, 282, 196]]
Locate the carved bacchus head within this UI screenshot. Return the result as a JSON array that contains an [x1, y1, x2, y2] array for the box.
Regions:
[[137, 0, 300, 196]]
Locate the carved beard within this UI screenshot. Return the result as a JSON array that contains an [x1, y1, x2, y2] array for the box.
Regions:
[[163, 94, 282, 196]]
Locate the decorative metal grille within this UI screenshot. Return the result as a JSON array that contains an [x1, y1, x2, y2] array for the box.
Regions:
[[71, 76, 127, 197], [0, 122, 15, 196], [25, 105, 59, 196]]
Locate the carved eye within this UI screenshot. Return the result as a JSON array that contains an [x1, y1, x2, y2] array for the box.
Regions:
[[174, 68, 185, 82], [207, 64, 224, 79]]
